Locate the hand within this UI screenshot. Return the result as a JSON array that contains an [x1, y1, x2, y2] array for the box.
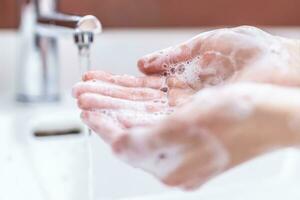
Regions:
[[72, 70, 194, 139], [95, 83, 300, 190], [138, 26, 300, 87]]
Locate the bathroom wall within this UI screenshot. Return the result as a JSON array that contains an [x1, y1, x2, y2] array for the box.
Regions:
[[1, 0, 300, 28], [59, 0, 300, 27], [0, 0, 20, 28]]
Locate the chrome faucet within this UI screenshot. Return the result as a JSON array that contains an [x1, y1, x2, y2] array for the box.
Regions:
[[16, 0, 102, 102]]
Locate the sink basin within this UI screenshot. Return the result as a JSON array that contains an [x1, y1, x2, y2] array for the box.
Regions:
[[1, 28, 300, 200], [0, 99, 90, 200], [2, 101, 299, 200]]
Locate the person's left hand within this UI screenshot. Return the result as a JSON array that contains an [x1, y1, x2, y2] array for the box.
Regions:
[[72, 70, 195, 140]]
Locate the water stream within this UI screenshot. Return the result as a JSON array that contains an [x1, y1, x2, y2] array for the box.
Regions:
[[78, 45, 94, 200]]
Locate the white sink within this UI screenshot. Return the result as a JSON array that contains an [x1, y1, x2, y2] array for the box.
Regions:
[[1, 28, 300, 200]]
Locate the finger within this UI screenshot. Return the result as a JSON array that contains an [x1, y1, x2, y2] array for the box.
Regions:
[[78, 93, 168, 112], [137, 44, 193, 75], [83, 70, 188, 89], [72, 80, 164, 101], [83, 70, 164, 89], [107, 110, 166, 128], [81, 111, 124, 143]]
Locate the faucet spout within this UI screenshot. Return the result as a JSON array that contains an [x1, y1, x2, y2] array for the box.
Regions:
[[37, 14, 102, 34], [16, 0, 102, 103]]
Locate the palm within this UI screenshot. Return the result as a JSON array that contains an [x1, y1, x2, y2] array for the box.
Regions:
[[138, 26, 300, 88], [72, 71, 193, 131]]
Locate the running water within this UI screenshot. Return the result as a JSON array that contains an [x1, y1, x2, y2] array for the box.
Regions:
[[78, 45, 94, 200]]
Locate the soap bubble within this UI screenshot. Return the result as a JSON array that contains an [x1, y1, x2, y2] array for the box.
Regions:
[[160, 87, 169, 93]]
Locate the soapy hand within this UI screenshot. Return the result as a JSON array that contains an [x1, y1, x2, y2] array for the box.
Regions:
[[72, 70, 194, 136], [106, 83, 300, 190], [138, 26, 300, 87], [73, 26, 300, 190], [76, 82, 300, 190]]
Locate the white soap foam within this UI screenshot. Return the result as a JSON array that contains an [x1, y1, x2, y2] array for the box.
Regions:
[[97, 109, 168, 127], [84, 80, 162, 101], [116, 126, 230, 181], [163, 50, 238, 90], [117, 127, 186, 179]]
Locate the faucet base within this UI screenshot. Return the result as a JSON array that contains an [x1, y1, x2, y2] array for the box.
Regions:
[[16, 94, 60, 103]]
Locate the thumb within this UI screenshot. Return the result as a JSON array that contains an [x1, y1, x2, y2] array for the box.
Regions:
[[137, 43, 194, 75]]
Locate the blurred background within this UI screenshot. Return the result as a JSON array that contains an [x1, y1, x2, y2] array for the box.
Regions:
[[2, 0, 300, 28], [1, 1, 300, 200]]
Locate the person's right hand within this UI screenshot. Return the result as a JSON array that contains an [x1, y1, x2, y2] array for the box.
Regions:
[[80, 82, 300, 190], [111, 83, 300, 190], [138, 26, 300, 88]]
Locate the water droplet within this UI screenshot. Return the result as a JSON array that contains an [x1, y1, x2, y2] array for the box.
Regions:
[[162, 71, 171, 77], [160, 87, 168, 93], [165, 110, 174, 115], [176, 65, 185, 74], [158, 153, 166, 160], [170, 68, 175, 74]]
